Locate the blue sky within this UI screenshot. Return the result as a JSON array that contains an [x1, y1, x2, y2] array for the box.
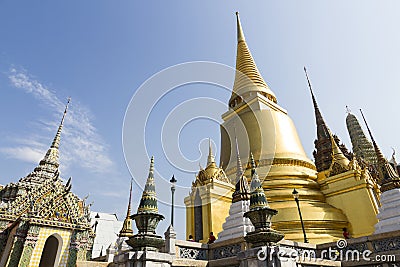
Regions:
[[1, 1, 400, 240]]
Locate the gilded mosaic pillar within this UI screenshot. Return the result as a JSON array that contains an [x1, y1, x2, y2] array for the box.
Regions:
[[66, 231, 79, 267], [0, 221, 9, 257], [6, 221, 28, 267], [17, 225, 40, 267]]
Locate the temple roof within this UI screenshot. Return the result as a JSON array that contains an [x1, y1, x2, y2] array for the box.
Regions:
[[0, 99, 92, 229], [229, 12, 277, 107]]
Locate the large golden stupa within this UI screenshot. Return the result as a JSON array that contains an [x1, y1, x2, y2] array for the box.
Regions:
[[218, 13, 348, 243], [186, 12, 380, 244]]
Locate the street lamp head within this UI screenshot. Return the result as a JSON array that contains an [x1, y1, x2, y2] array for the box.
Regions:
[[292, 188, 299, 200], [170, 175, 177, 184]]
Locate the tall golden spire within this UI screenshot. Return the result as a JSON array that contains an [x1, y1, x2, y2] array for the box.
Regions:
[[360, 109, 400, 192], [119, 179, 134, 237], [229, 12, 277, 107]]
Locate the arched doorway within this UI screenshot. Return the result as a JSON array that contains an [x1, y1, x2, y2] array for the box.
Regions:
[[38, 234, 62, 267]]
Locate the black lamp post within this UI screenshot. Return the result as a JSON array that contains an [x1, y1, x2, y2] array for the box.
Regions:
[[170, 175, 177, 226], [292, 188, 308, 243]]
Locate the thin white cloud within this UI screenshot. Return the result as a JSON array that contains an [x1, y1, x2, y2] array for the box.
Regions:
[[0, 146, 44, 163], [3, 67, 114, 174]]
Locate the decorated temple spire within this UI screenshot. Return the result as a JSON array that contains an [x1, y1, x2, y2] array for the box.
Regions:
[[346, 108, 377, 166], [304, 68, 351, 172], [137, 156, 159, 214], [22, 98, 71, 184], [119, 179, 134, 237], [360, 110, 400, 192], [129, 156, 165, 251], [231, 140, 250, 203], [207, 138, 215, 166], [249, 153, 269, 210], [244, 152, 283, 246], [235, 135, 244, 180], [51, 98, 70, 150], [229, 12, 277, 107], [304, 67, 330, 142], [42, 98, 70, 165], [304, 67, 333, 172]]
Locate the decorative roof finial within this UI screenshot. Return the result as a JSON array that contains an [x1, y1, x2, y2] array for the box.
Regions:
[[127, 178, 133, 218], [137, 156, 159, 214], [249, 153, 269, 210], [119, 178, 134, 237], [236, 12, 245, 42], [207, 138, 215, 166], [346, 105, 352, 114], [51, 97, 70, 149], [235, 134, 243, 182]]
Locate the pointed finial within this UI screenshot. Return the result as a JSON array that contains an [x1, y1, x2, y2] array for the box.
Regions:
[[119, 178, 134, 237], [249, 152, 269, 210], [137, 156, 159, 214], [235, 135, 243, 181], [304, 67, 318, 109], [51, 97, 71, 149], [346, 105, 351, 114], [127, 178, 133, 218], [61, 97, 71, 124], [250, 152, 261, 191], [232, 153, 250, 203], [199, 162, 203, 170], [250, 152, 256, 174], [149, 156, 154, 174], [236, 12, 245, 42], [207, 138, 215, 166]]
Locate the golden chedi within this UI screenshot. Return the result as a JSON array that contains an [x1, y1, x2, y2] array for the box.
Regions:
[[184, 140, 234, 243], [219, 12, 348, 243]]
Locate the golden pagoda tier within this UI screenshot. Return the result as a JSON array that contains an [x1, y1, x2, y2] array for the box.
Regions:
[[218, 13, 348, 243]]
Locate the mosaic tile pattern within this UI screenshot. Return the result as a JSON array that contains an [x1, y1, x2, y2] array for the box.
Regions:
[[29, 227, 72, 267]]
